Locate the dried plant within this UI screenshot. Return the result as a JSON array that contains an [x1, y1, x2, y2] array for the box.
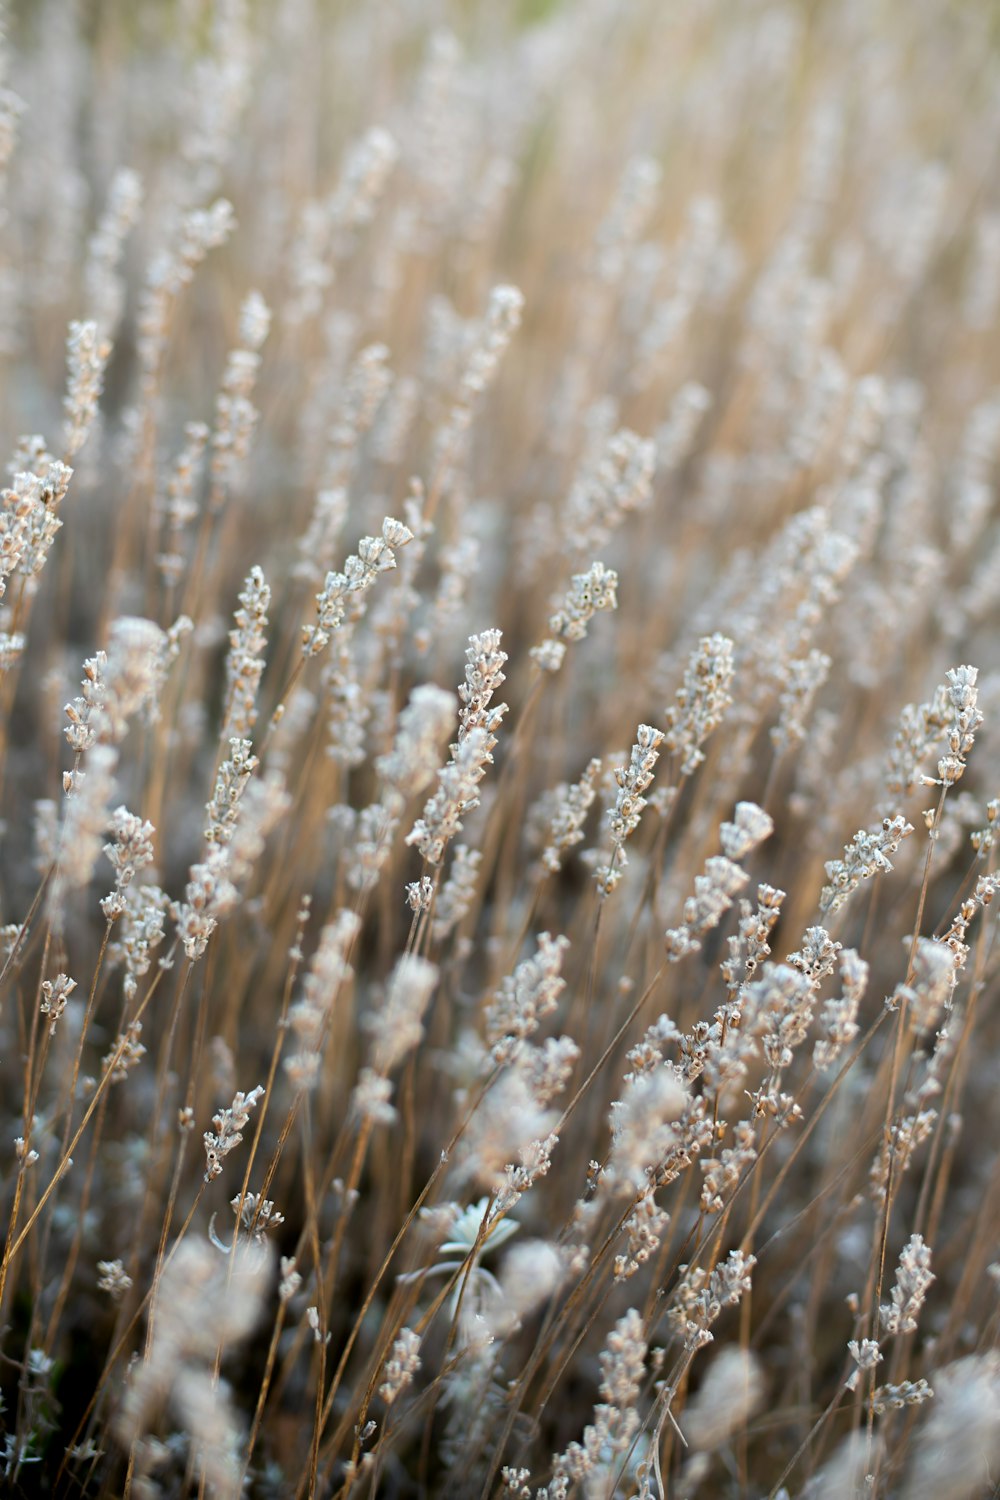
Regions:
[[1, 2, 999, 1497]]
